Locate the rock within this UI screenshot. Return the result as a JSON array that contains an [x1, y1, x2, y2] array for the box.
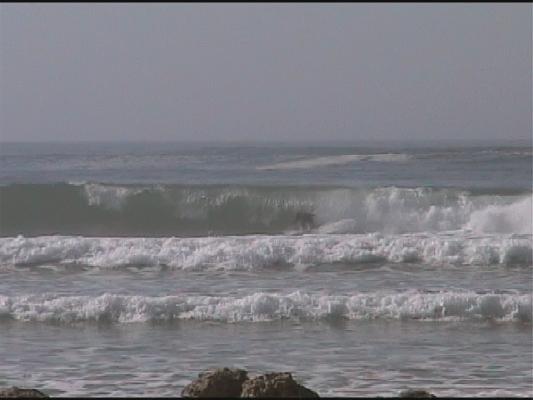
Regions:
[[240, 372, 319, 398], [181, 367, 248, 398], [0, 387, 48, 398], [399, 388, 436, 398]]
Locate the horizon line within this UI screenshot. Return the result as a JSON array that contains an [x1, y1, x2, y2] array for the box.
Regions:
[[1, 138, 531, 145]]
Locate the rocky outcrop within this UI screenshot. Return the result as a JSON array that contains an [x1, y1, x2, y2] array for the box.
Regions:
[[180, 368, 438, 398], [0, 387, 48, 398], [399, 388, 436, 398], [240, 372, 319, 398], [182, 368, 319, 398], [181, 367, 249, 398]]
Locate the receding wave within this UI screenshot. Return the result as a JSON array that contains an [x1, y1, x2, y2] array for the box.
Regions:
[[0, 183, 531, 236], [1, 233, 531, 270], [0, 290, 529, 324]]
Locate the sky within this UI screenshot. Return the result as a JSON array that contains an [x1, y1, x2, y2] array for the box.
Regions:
[[0, 3, 531, 143]]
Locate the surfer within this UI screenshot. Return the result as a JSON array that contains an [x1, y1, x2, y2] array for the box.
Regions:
[[294, 211, 316, 232]]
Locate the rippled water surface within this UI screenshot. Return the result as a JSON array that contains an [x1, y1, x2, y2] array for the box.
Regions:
[[0, 142, 531, 396], [1, 320, 531, 397]]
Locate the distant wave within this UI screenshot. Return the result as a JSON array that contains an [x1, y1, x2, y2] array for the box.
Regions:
[[0, 290, 529, 324], [1, 146, 529, 174], [0, 183, 530, 236], [257, 154, 411, 170], [477, 149, 533, 158], [255, 148, 533, 171], [1, 233, 531, 270]]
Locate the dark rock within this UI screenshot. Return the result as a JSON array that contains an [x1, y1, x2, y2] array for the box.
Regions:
[[181, 367, 248, 398], [240, 372, 319, 398], [399, 388, 436, 398], [0, 387, 48, 398]]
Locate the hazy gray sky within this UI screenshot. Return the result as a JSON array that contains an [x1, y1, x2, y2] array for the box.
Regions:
[[1, 4, 531, 142]]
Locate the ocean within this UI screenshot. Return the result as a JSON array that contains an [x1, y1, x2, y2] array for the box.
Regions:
[[0, 141, 531, 397]]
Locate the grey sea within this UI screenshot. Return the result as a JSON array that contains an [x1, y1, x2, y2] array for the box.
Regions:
[[0, 141, 531, 397]]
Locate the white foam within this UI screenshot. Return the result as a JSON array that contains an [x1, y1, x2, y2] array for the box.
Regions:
[[312, 189, 532, 235], [317, 219, 360, 234], [0, 290, 529, 324], [83, 183, 144, 210], [465, 196, 532, 234], [1, 233, 531, 270], [460, 389, 533, 398], [257, 154, 411, 170]]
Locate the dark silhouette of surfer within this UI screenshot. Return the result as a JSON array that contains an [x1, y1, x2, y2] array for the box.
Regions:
[[294, 211, 316, 231]]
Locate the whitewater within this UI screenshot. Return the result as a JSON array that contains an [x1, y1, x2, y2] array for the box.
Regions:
[[0, 142, 531, 397], [1, 233, 531, 269]]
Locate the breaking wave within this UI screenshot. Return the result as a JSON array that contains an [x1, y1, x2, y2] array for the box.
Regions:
[[1, 233, 531, 270], [0, 183, 530, 236], [0, 290, 529, 324]]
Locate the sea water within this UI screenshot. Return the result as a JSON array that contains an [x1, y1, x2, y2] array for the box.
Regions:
[[0, 141, 531, 396]]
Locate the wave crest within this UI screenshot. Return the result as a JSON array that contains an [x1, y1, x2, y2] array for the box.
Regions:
[[465, 196, 532, 234], [1, 233, 531, 270], [0, 290, 529, 324], [1, 184, 530, 236]]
